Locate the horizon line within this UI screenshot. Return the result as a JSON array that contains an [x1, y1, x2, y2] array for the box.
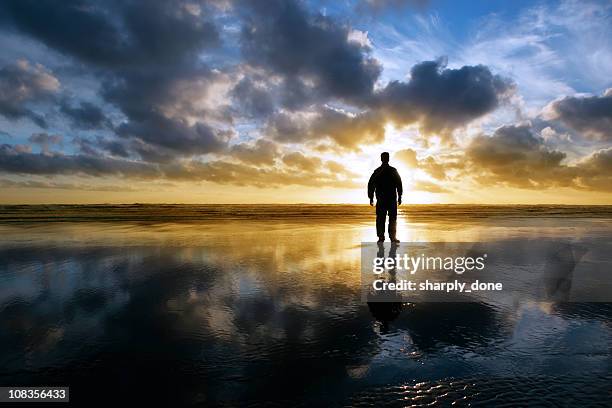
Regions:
[[1, 203, 612, 206]]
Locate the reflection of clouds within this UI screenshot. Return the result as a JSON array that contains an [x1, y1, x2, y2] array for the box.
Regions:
[[0, 216, 610, 404], [32, 327, 65, 355], [0, 247, 137, 369]]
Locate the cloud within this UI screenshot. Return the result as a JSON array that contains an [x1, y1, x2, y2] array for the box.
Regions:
[[0, 59, 59, 127], [0, 1, 517, 166], [102, 63, 234, 159], [28, 132, 62, 154], [0, 178, 141, 192], [72, 136, 131, 158], [575, 147, 612, 191], [347, 29, 372, 49], [168, 159, 360, 188], [395, 149, 418, 167], [326, 160, 359, 178], [267, 107, 385, 150], [0, 140, 360, 189], [463, 123, 612, 191], [465, 124, 572, 188], [456, 0, 612, 114], [0, 0, 219, 68], [95, 137, 131, 158], [376, 59, 515, 136], [395, 149, 455, 180], [263, 58, 514, 150], [282, 151, 321, 172], [229, 139, 279, 165], [60, 100, 111, 130], [115, 111, 227, 158], [0, 144, 159, 178], [419, 156, 449, 180], [543, 89, 612, 141], [0, 0, 608, 200], [240, 0, 381, 106], [413, 180, 450, 193], [231, 76, 275, 119], [2, 0, 227, 158]]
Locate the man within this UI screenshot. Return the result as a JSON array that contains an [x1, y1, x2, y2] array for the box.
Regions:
[[368, 152, 403, 243]]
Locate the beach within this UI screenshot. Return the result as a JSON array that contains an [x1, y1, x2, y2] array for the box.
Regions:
[[0, 204, 611, 406]]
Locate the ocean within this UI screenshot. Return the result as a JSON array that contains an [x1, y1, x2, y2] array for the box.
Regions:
[[0, 205, 611, 406]]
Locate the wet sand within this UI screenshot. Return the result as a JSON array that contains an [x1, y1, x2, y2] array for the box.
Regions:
[[0, 205, 611, 406]]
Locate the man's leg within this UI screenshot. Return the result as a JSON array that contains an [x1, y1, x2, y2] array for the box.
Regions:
[[376, 203, 387, 241], [388, 202, 398, 241]]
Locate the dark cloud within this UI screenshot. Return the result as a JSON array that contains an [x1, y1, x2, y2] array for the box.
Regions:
[[575, 148, 612, 191], [101, 65, 212, 121], [2, 0, 606, 199], [0, 0, 517, 171], [465, 124, 573, 188], [0, 60, 59, 127], [0, 139, 359, 189], [72, 136, 98, 156], [580, 147, 612, 173], [73, 136, 130, 158], [60, 100, 111, 130], [0, 143, 158, 178], [377, 59, 514, 135], [127, 139, 178, 164], [545, 89, 612, 141], [240, 0, 381, 106], [265, 59, 514, 150], [0, 0, 126, 67], [2, 0, 227, 158], [0, 178, 141, 192], [97, 138, 131, 158], [231, 77, 275, 118], [101, 61, 234, 159], [116, 112, 227, 157], [0, 0, 219, 68]]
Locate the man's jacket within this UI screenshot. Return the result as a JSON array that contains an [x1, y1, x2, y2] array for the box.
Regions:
[[368, 164, 403, 202]]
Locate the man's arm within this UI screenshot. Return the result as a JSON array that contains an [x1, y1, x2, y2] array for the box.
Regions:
[[395, 169, 403, 205], [367, 171, 376, 205]]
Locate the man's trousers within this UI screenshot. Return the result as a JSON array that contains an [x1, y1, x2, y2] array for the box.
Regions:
[[376, 200, 397, 239]]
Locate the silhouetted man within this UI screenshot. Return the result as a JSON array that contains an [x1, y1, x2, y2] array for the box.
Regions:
[[368, 152, 402, 243]]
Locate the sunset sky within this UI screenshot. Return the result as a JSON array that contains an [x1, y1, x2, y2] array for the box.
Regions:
[[0, 0, 611, 204]]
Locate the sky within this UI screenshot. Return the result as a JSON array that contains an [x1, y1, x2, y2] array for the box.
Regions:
[[0, 0, 611, 204]]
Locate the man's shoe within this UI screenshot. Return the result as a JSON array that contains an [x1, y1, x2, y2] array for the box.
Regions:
[[390, 237, 400, 243], [377, 237, 385, 243]]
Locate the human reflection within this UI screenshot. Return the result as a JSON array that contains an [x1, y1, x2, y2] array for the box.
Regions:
[[542, 242, 588, 302], [475, 239, 592, 302], [367, 242, 404, 332], [366, 241, 503, 348]]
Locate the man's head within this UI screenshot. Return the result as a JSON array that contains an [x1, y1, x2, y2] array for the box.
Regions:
[[381, 152, 390, 164]]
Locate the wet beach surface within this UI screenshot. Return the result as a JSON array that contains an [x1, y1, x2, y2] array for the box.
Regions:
[[0, 205, 611, 406]]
